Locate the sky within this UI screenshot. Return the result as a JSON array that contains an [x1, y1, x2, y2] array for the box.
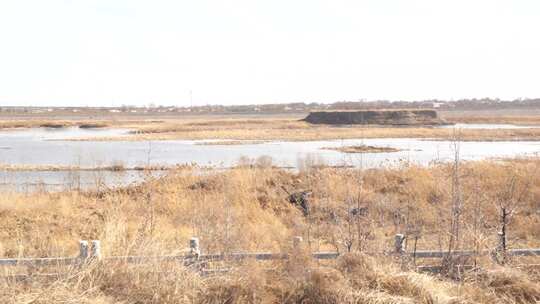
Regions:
[[0, 0, 539, 107]]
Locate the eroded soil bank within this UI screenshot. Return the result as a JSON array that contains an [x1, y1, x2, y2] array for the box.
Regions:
[[304, 110, 446, 125]]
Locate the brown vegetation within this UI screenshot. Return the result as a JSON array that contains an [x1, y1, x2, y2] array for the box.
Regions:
[[441, 110, 540, 125], [323, 145, 402, 153], [62, 118, 540, 142], [2, 111, 540, 142], [78, 122, 109, 129], [1, 158, 540, 303], [0, 119, 150, 130]]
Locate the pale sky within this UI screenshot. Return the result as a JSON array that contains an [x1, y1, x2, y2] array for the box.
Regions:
[[0, 0, 539, 107]]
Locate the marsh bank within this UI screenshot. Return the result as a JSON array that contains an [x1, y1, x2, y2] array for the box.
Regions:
[[1, 125, 539, 191]]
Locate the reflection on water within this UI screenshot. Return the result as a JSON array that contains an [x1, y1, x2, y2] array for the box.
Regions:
[[1, 126, 539, 191]]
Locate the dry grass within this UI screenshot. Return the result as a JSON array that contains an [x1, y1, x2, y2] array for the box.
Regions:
[[0, 120, 104, 129], [1, 253, 538, 303], [323, 145, 402, 153], [1, 158, 540, 303], [0, 119, 159, 130], [3, 112, 540, 142], [61, 122, 540, 142], [118, 118, 540, 142], [441, 110, 540, 125]]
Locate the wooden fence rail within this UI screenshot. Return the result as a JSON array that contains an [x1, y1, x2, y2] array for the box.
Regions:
[[1, 236, 539, 268]]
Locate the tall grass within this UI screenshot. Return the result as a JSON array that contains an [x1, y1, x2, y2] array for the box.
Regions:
[[1, 159, 539, 303], [125, 119, 540, 142]]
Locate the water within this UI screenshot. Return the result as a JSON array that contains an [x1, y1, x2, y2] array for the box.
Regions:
[[0, 170, 162, 192], [0, 126, 131, 141], [1, 126, 539, 191]]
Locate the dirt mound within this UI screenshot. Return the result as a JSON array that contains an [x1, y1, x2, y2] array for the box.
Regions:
[[303, 110, 446, 125]]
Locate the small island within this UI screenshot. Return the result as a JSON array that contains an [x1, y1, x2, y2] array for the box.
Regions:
[[323, 145, 402, 154], [304, 109, 447, 126]]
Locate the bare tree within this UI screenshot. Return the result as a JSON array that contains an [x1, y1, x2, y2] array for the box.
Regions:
[[442, 129, 465, 275], [492, 166, 535, 264]]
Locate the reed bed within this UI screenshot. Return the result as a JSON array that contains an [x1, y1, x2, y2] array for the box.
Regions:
[[1, 158, 539, 303], [3, 114, 540, 142]]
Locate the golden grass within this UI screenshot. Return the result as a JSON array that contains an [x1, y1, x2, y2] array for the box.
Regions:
[[441, 111, 540, 125], [57, 121, 540, 142], [0, 119, 161, 130], [1, 253, 538, 303], [1, 159, 540, 302], [95, 116, 540, 141], [3, 112, 540, 142], [0, 120, 102, 129], [1, 159, 540, 254]]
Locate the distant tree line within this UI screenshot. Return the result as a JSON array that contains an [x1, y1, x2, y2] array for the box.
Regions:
[[1, 98, 540, 114]]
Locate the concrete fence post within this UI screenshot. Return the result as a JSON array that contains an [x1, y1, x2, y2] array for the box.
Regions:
[[91, 240, 102, 260], [497, 232, 505, 251], [494, 231, 507, 265], [190, 237, 200, 258], [394, 234, 406, 254], [79, 240, 89, 259]]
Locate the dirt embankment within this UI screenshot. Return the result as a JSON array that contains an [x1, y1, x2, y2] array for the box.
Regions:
[[303, 109, 446, 125]]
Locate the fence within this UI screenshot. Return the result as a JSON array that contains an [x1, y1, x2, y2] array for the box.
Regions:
[[1, 235, 539, 277]]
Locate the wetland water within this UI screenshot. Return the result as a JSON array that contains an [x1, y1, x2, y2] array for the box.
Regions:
[[1, 126, 539, 191]]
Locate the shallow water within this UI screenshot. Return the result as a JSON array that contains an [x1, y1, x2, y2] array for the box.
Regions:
[[0, 126, 131, 141], [0, 170, 163, 192], [1, 126, 539, 191]]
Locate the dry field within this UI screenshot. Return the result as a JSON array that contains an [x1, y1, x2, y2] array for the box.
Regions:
[[1, 158, 540, 303], [440, 109, 540, 125]]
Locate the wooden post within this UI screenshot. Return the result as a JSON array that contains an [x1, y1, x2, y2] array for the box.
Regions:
[[190, 237, 200, 258], [79, 240, 89, 259], [293, 236, 303, 248], [395, 234, 406, 254], [91, 240, 102, 260]]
